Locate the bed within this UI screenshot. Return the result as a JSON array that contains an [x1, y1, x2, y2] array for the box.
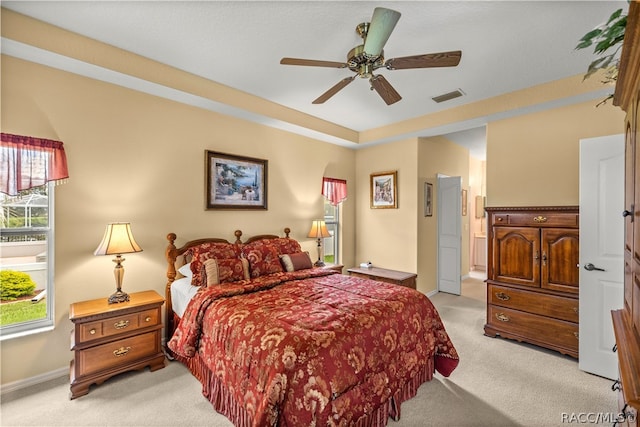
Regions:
[[164, 228, 459, 426]]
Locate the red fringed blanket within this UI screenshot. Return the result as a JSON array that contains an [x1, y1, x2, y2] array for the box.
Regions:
[[168, 270, 459, 426]]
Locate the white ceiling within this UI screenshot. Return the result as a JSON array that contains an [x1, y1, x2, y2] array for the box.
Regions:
[[1, 1, 627, 159]]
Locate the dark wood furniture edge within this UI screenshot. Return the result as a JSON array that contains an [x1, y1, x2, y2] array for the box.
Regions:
[[614, 0, 640, 110], [485, 205, 579, 212], [612, 309, 640, 411], [164, 228, 292, 346]]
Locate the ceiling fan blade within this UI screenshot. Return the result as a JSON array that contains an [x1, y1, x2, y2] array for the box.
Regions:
[[312, 76, 356, 104], [370, 75, 402, 105], [363, 7, 401, 57], [280, 58, 348, 68], [385, 50, 462, 70]]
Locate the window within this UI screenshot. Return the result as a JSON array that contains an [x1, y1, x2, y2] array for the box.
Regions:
[[0, 183, 55, 339], [323, 199, 339, 264]]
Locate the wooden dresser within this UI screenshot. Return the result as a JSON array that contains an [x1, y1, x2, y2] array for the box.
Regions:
[[69, 290, 166, 399], [484, 206, 580, 358], [612, 2, 640, 425]]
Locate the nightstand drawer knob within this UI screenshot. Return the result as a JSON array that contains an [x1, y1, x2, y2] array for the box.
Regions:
[[533, 215, 547, 223], [145, 316, 151, 322], [114, 320, 129, 329], [113, 346, 131, 357], [89, 328, 96, 335]]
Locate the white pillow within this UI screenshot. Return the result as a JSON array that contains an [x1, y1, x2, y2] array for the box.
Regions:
[[178, 262, 192, 278]]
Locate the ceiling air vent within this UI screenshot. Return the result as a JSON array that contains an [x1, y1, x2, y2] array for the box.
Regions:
[[432, 89, 465, 103]]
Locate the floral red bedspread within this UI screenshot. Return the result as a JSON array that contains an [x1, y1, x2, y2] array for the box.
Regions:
[[168, 269, 459, 426]]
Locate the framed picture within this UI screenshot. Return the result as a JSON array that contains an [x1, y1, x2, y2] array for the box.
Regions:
[[462, 189, 468, 216], [205, 150, 268, 210], [370, 171, 398, 209], [424, 182, 433, 217]]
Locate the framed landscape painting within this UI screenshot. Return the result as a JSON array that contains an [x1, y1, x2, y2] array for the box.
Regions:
[[206, 151, 268, 210], [370, 171, 398, 209]]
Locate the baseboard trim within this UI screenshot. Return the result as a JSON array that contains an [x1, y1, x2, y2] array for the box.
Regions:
[[1, 367, 68, 395]]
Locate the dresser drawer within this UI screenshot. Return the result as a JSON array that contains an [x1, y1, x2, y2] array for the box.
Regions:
[[492, 212, 578, 228], [488, 284, 578, 322], [488, 305, 579, 352], [76, 330, 160, 376], [78, 308, 160, 343]]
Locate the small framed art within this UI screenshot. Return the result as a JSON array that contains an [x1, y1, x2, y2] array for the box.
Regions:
[[462, 189, 468, 216], [424, 182, 433, 217], [205, 150, 268, 210], [370, 171, 398, 209]]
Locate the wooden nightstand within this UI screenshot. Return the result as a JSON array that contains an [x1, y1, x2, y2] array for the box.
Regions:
[[347, 267, 417, 289], [69, 290, 166, 399], [323, 264, 344, 273]]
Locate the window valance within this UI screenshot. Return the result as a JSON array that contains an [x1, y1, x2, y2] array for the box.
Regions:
[[321, 177, 347, 206], [1, 133, 70, 196]]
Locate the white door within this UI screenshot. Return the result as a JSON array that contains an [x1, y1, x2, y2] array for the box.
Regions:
[[579, 134, 624, 380], [437, 175, 462, 295]]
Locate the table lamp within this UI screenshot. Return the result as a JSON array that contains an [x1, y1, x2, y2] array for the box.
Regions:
[[94, 222, 143, 304], [307, 220, 331, 267]]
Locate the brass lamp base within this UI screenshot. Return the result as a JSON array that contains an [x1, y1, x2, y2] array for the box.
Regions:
[[108, 289, 130, 304]]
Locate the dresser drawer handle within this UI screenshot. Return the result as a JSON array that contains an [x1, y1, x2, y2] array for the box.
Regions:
[[113, 346, 131, 357], [574, 332, 579, 340], [495, 313, 510, 322], [573, 307, 579, 314], [533, 215, 547, 223], [495, 292, 510, 301], [145, 316, 151, 322], [89, 328, 96, 335], [114, 320, 129, 329]]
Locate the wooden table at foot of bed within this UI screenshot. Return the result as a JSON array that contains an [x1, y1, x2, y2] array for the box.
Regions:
[[347, 266, 417, 289]]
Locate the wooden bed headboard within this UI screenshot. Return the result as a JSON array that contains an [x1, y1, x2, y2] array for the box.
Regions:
[[164, 227, 291, 345]]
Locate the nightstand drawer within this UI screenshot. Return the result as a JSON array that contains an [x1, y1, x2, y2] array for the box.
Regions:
[[78, 308, 160, 343], [77, 330, 160, 376]]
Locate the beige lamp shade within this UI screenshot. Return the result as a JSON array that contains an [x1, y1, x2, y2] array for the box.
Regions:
[[94, 222, 143, 256], [307, 220, 331, 239]]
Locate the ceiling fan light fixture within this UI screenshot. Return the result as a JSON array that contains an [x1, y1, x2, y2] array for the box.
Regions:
[[362, 7, 401, 57], [432, 89, 466, 103]]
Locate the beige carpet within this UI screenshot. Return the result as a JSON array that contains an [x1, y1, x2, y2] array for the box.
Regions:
[[0, 274, 617, 426]]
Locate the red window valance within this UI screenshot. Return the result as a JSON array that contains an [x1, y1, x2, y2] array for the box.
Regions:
[[0, 133, 70, 196], [322, 177, 347, 206]]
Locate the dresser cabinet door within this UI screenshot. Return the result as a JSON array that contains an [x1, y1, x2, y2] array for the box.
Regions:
[[493, 227, 540, 288], [541, 228, 580, 294]]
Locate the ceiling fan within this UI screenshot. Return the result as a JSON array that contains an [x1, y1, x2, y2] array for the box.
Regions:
[[280, 7, 462, 106]]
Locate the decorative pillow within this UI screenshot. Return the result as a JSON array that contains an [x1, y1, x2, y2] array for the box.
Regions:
[[269, 237, 303, 255], [188, 242, 242, 286], [203, 258, 249, 286], [241, 240, 285, 278], [178, 262, 192, 278], [279, 251, 313, 272]]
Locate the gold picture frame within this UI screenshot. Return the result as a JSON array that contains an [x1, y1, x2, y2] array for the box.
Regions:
[[370, 171, 398, 209]]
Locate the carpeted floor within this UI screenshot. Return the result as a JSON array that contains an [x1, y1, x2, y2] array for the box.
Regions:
[[0, 273, 618, 426]]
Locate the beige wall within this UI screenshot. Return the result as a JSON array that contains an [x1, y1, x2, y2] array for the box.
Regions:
[[355, 139, 419, 276], [417, 136, 470, 294], [0, 55, 356, 385], [486, 101, 625, 207]]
